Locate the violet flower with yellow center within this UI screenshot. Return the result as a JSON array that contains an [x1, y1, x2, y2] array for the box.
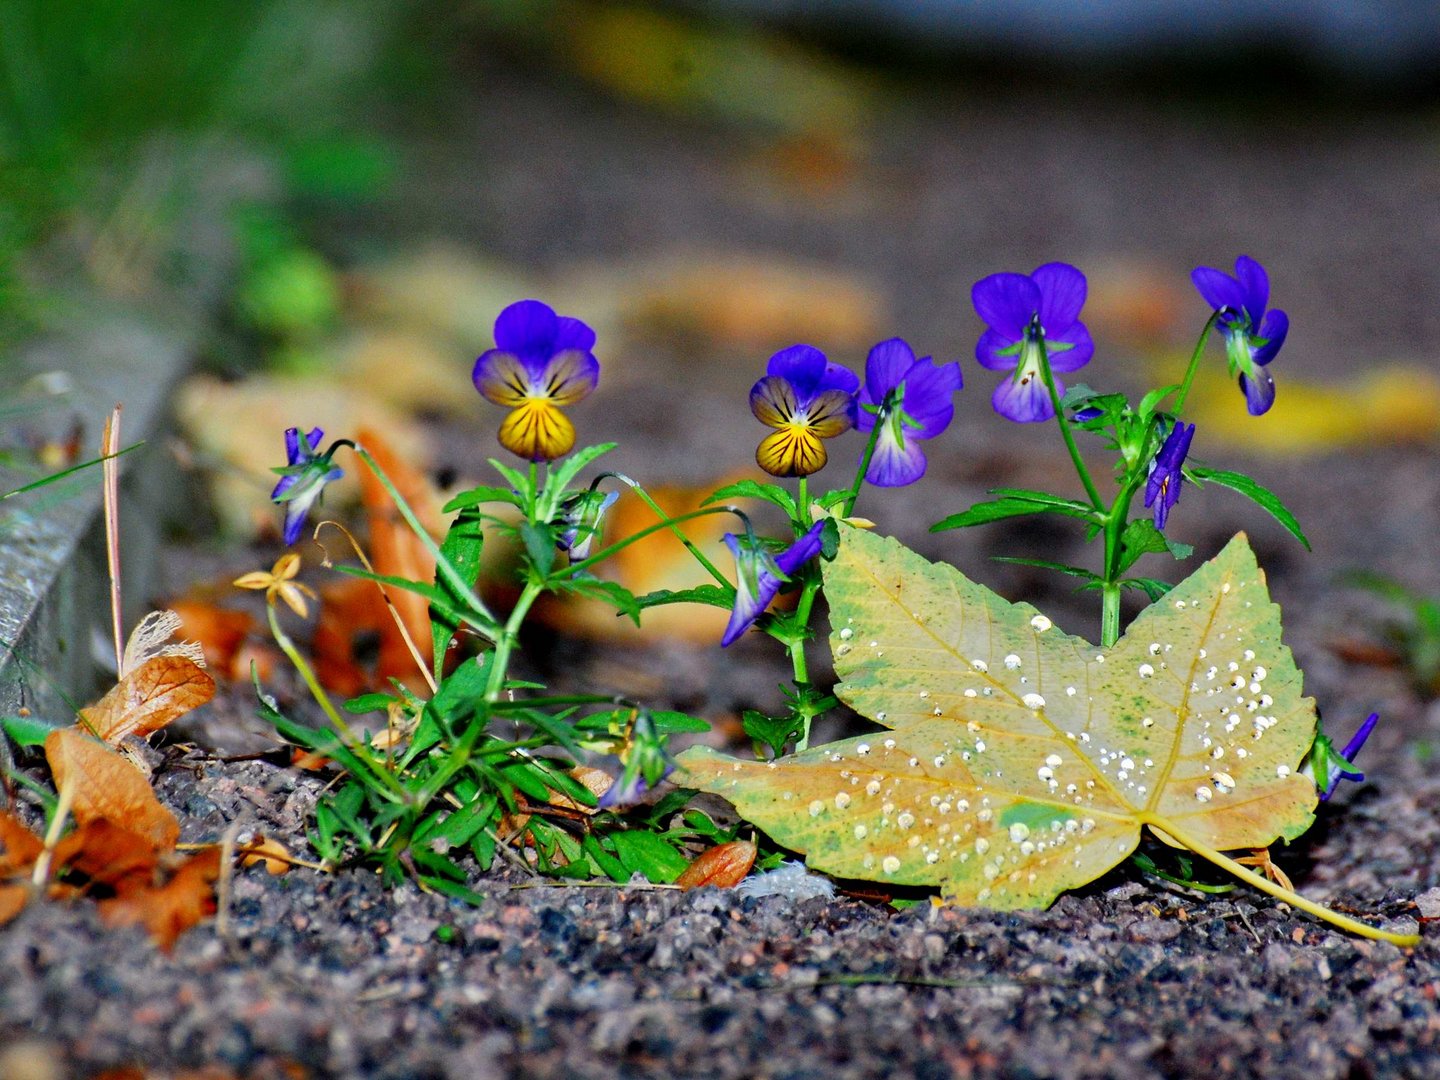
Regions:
[[750, 345, 858, 478], [473, 299, 600, 461], [971, 262, 1093, 423]]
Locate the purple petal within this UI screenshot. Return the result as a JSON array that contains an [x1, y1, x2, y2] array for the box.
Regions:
[[865, 419, 928, 487], [992, 372, 1059, 423], [775, 521, 826, 576], [493, 300, 559, 359], [766, 345, 829, 400], [816, 361, 860, 397], [1044, 321, 1094, 373], [1234, 255, 1270, 326], [1253, 309, 1288, 366], [1191, 266, 1247, 313], [895, 358, 962, 438], [1240, 367, 1276, 415], [271, 473, 297, 501], [553, 315, 597, 353], [535, 348, 600, 405], [283, 427, 302, 466], [971, 273, 1041, 338], [473, 350, 537, 406], [1031, 262, 1087, 332], [975, 327, 1020, 372], [1340, 712, 1380, 762], [860, 338, 918, 404]]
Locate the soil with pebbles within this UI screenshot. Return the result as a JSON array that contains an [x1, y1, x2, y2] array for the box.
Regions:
[[8, 52, 1440, 1080]]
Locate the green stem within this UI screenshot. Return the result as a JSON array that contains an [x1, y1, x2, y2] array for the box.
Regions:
[[843, 394, 893, 518], [1172, 309, 1222, 417], [1141, 817, 1420, 947], [610, 480, 731, 587], [1037, 340, 1103, 510], [796, 476, 809, 531], [556, 506, 738, 583], [485, 580, 545, 702], [1098, 474, 1143, 648], [527, 462, 539, 522], [267, 606, 408, 800], [353, 447, 500, 638]]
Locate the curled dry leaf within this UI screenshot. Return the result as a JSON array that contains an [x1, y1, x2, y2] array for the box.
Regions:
[[239, 836, 293, 876], [674, 840, 758, 890], [44, 728, 180, 850], [0, 811, 44, 874], [79, 655, 216, 744]]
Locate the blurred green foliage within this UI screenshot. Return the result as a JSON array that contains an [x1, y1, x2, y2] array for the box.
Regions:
[[0, 0, 416, 343]]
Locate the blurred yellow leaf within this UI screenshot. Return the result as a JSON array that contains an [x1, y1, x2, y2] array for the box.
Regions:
[[44, 729, 180, 850]]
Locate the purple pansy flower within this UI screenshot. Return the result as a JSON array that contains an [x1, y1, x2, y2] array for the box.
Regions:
[[596, 710, 675, 809], [720, 521, 827, 647], [749, 345, 859, 477], [1191, 255, 1289, 416], [971, 262, 1094, 423], [854, 338, 963, 487], [1311, 713, 1379, 802], [1144, 421, 1196, 532], [473, 299, 600, 461], [271, 426, 343, 546]]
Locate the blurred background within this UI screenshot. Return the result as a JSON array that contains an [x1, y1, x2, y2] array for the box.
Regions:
[[5, 0, 1440, 724]]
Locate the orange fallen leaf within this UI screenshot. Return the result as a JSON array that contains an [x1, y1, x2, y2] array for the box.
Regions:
[[312, 576, 382, 698], [79, 655, 216, 743], [0, 811, 44, 874], [44, 729, 180, 850], [355, 425, 439, 688], [674, 840, 757, 890], [0, 883, 28, 927], [98, 846, 222, 951], [53, 819, 162, 893]]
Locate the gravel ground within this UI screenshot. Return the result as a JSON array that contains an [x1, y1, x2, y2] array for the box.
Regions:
[[7, 45, 1440, 1080]]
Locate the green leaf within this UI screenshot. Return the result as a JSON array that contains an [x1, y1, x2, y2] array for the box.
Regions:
[[422, 878, 488, 905], [1138, 383, 1182, 419], [548, 575, 641, 625], [432, 507, 487, 670], [931, 495, 1098, 532], [442, 486, 523, 513], [634, 584, 735, 611], [1189, 466, 1310, 551], [520, 520, 556, 578], [1, 714, 57, 747], [540, 443, 617, 509], [742, 709, 804, 758], [680, 527, 1331, 916], [582, 834, 631, 882], [344, 692, 397, 715], [488, 459, 532, 498], [989, 556, 1102, 583], [703, 479, 797, 519], [330, 565, 485, 634], [608, 830, 690, 883], [1120, 577, 1174, 602], [1117, 519, 1193, 575], [649, 711, 711, 736]]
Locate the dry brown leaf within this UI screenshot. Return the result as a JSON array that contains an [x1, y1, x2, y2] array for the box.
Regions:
[[98, 847, 221, 952], [239, 836, 293, 876], [169, 599, 255, 678], [52, 819, 161, 893], [0, 811, 44, 875], [78, 655, 216, 744], [44, 729, 180, 850], [674, 840, 757, 890], [0, 883, 29, 927]]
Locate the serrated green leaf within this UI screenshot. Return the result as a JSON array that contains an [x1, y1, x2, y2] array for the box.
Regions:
[[609, 830, 690, 883], [1189, 466, 1310, 551], [742, 709, 803, 758], [634, 584, 735, 611], [442, 486, 522, 512], [703, 479, 798, 519], [548, 575, 641, 625], [931, 496, 1098, 532], [1118, 518, 1193, 575], [433, 507, 486, 669], [520, 520, 556, 578], [681, 527, 1321, 913], [541, 443, 618, 509]]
